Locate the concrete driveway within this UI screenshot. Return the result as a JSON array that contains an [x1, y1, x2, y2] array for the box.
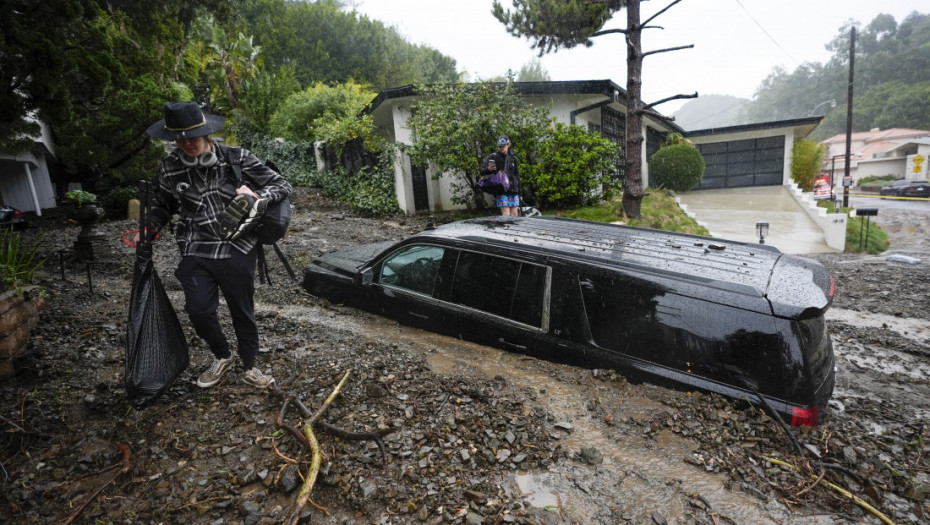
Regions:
[[675, 186, 834, 254]]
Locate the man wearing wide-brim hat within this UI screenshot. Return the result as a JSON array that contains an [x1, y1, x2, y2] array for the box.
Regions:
[[144, 101, 292, 389]]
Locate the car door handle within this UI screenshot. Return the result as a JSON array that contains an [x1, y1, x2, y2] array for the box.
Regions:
[[409, 312, 429, 320], [499, 338, 527, 351]]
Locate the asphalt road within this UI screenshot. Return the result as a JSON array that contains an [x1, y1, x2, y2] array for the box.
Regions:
[[845, 191, 930, 212]]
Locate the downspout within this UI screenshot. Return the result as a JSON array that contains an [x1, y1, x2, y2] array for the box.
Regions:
[[23, 162, 42, 217]]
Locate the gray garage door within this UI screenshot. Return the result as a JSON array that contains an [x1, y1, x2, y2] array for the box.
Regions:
[[694, 136, 784, 190]]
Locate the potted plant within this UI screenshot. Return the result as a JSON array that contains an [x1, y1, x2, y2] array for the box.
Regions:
[[64, 190, 104, 223], [0, 226, 46, 378], [64, 190, 107, 259]]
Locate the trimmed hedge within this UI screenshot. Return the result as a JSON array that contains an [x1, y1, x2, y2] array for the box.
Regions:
[[649, 144, 705, 192]]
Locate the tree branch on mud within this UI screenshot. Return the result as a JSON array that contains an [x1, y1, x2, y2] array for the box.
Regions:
[[64, 443, 131, 524], [761, 455, 895, 525], [269, 369, 400, 525]]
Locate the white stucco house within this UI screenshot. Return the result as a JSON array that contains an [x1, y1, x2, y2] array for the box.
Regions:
[[821, 128, 930, 186], [366, 80, 824, 214], [0, 117, 58, 216]]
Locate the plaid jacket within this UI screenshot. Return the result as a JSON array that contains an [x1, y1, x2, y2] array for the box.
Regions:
[[149, 145, 292, 259]]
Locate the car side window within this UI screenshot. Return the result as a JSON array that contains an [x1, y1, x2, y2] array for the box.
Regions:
[[379, 245, 446, 296], [449, 251, 547, 328]]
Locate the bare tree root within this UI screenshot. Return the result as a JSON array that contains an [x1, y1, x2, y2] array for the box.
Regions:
[[64, 443, 131, 524], [760, 455, 896, 525], [316, 421, 397, 465], [268, 369, 405, 523], [270, 370, 351, 525]]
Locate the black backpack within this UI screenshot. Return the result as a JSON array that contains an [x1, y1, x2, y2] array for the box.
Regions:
[[220, 145, 296, 284]]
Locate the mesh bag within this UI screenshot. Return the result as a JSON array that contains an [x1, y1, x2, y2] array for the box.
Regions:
[[125, 181, 189, 409]]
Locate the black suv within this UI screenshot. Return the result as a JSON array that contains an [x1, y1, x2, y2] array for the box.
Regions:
[[302, 216, 837, 426]]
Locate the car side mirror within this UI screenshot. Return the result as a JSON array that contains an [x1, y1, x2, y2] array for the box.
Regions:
[[360, 268, 374, 285]]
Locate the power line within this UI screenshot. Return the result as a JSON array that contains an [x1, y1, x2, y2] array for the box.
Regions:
[[732, 0, 800, 66]]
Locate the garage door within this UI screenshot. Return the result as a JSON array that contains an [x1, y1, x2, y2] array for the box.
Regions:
[[694, 136, 784, 190]]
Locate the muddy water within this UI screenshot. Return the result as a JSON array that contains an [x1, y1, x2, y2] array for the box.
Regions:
[[827, 307, 929, 342], [420, 332, 819, 524], [269, 303, 828, 524]]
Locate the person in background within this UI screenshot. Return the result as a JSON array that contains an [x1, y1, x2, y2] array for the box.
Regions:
[[481, 136, 521, 216], [143, 101, 292, 389]]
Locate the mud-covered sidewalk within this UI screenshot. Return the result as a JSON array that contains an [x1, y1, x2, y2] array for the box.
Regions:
[[1, 188, 928, 524]]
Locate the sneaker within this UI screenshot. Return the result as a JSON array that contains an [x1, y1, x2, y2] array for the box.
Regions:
[[197, 356, 235, 388], [242, 367, 275, 388]]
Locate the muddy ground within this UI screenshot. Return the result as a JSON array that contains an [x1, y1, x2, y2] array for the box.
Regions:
[[2, 188, 929, 524]]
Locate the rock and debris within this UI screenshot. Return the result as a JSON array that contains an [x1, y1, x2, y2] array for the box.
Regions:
[[1, 187, 928, 524]]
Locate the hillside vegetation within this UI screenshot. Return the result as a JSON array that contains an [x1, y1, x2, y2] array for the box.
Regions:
[[673, 11, 930, 137]]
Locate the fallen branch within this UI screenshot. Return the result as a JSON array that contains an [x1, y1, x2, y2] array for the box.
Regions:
[[64, 443, 131, 524], [316, 421, 397, 465], [271, 370, 352, 525], [760, 455, 896, 525]]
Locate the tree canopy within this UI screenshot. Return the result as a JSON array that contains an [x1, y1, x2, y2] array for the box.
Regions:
[[1, 0, 460, 193], [742, 11, 930, 139], [492, 0, 693, 219], [405, 80, 551, 208], [268, 81, 377, 152]]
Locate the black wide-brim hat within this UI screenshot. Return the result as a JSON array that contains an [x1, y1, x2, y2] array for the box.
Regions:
[[146, 101, 225, 140]]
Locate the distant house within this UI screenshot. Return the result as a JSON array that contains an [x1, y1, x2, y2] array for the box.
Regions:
[[820, 128, 930, 184], [367, 80, 826, 214], [0, 118, 58, 216]]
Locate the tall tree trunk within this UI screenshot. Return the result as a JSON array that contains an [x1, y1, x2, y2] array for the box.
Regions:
[[622, 0, 644, 219]]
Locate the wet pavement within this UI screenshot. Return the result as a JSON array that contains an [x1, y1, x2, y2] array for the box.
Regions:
[[676, 186, 834, 254]]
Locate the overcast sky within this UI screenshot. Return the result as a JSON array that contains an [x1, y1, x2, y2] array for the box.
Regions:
[[353, 0, 926, 114]]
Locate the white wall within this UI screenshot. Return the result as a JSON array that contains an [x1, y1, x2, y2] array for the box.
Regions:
[[0, 150, 57, 213], [856, 158, 906, 181]]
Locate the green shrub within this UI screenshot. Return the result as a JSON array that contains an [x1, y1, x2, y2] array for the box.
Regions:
[[237, 132, 399, 215], [348, 149, 401, 215], [0, 227, 44, 292], [100, 186, 140, 220], [240, 135, 321, 188], [63, 190, 97, 208], [847, 215, 889, 253], [649, 144, 705, 192], [522, 123, 621, 209], [858, 174, 898, 190], [789, 138, 826, 191]]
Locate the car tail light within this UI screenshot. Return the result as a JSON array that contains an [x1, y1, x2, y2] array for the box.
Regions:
[[829, 276, 835, 297], [791, 405, 818, 427], [13, 210, 22, 218]]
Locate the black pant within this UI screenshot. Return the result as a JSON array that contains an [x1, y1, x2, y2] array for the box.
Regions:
[[175, 249, 259, 369]]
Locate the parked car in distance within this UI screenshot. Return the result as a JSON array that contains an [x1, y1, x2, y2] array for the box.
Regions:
[[302, 216, 837, 426], [0, 205, 26, 230], [879, 179, 930, 198]]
